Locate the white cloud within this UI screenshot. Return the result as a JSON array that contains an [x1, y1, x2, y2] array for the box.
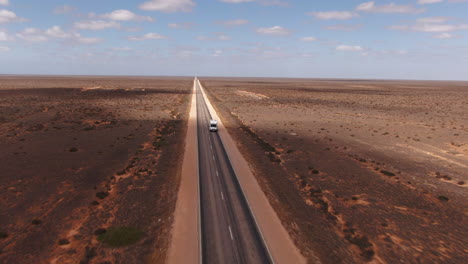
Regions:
[[0, 9, 26, 23], [417, 17, 449, 23], [256, 26, 290, 35], [0, 45, 10, 51], [325, 24, 363, 31], [336, 45, 364, 51], [389, 17, 468, 32], [389, 18, 468, 33], [16, 28, 48, 42], [139, 0, 195, 13], [0, 30, 12, 41], [220, 0, 288, 6], [212, 50, 223, 57], [113, 47, 133, 51], [16, 26, 103, 44], [356, 1, 424, 14], [197, 33, 230, 41], [0, 0, 9, 6], [74, 20, 120, 30], [258, 0, 289, 6], [74, 35, 102, 44], [168, 22, 194, 29], [220, 0, 255, 3], [45, 26, 71, 38], [418, 0, 443, 4], [310, 11, 358, 20], [219, 19, 249, 26], [433, 32, 455, 38], [128, 32, 167, 41], [53, 5, 76, 14], [300, 37, 317, 42], [101, 9, 154, 22]]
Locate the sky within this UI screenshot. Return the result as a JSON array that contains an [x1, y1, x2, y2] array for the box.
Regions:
[[0, 0, 468, 80]]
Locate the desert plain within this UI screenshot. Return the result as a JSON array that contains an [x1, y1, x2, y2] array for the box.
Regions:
[[0, 76, 467, 264], [0, 76, 191, 263]]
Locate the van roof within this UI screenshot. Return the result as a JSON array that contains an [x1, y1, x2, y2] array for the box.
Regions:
[[210, 120, 218, 124]]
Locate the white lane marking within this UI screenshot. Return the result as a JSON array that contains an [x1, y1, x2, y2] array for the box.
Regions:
[[210, 145, 212, 150], [221, 191, 224, 200], [216, 171, 219, 177], [212, 155, 215, 161], [228, 226, 234, 241]]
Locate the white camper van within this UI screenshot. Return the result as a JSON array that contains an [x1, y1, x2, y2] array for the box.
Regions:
[[209, 120, 218, 132]]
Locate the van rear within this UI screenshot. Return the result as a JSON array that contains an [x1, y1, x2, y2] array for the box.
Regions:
[[209, 120, 218, 132]]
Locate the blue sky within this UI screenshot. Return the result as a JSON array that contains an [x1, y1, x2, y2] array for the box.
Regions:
[[1, 0, 467, 80]]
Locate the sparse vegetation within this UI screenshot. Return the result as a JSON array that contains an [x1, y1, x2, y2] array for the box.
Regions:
[[438, 195, 449, 202], [97, 226, 144, 247], [31, 219, 42, 225], [0, 231, 8, 239], [94, 228, 107, 236], [69, 147, 78, 152], [381, 170, 395, 177], [96, 191, 109, 199], [58, 238, 70, 245]]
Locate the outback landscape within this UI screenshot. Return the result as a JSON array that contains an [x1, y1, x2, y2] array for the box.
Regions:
[[0, 76, 192, 263], [202, 78, 467, 264], [0, 75, 467, 264]]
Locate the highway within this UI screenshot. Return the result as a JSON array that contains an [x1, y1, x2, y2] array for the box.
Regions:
[[195, 79, 272, 264]]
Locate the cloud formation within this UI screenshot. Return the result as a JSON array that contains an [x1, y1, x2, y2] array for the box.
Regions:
[[389, 17, 468, 32], [16, 26, 103, 44], [356, 1, 424, 14], [0, 9, 26, 23], [16, 28, 48, 42], [336, 45, 364, 51], [0, 30, 11, 41], [127, 32, 167, 41], [418, 0, 443, 4], [53, 5, 76, 14], [219, 19, 249, 26], [311, 11, 358, 20], [220, 0, 254, 3], [256, 26, 290, 35], [74, 20, 120, 30], [300, 37, 317, 42], [101, 9, 154, 22], [139, 0, 195, 12], [168, 22, 194, 29]]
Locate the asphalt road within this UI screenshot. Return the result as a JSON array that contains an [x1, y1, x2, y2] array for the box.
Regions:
[[196, 79, 272, 264]]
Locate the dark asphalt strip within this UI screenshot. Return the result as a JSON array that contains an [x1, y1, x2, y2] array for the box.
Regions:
[[196, 82, 272, 264]]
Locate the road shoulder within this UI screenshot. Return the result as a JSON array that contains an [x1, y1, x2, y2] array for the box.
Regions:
[[166, 80, 200, 264]]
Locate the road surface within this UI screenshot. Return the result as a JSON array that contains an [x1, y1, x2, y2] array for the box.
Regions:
[[196, 79, 272, 264]]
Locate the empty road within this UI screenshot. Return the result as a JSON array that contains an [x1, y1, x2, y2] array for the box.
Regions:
[[195, 79, 272, 264]]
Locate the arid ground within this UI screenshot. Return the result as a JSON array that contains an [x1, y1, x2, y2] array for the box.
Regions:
[[202, 78, 468, 264], [0, 76, 192, 263]]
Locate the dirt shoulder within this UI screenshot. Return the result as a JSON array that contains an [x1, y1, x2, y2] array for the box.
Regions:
[[201, 78, 468, 264], [166, 79, 200, 264], [0, 76, 192, 263]]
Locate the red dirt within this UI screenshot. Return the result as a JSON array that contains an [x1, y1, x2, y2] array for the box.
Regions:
[[0, 76, 191, 263], [202, 78, 468, 264]]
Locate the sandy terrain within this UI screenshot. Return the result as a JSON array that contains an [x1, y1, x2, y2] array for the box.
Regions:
[[201, 78, 468, 264], [0, 76, 192, 263]]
